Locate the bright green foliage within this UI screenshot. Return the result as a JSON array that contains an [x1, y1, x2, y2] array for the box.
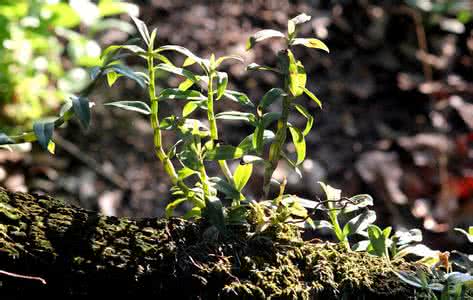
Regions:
[[0, 0, 138, 131]]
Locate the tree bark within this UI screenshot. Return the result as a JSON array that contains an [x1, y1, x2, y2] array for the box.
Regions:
[[0, 187, 415, 298]]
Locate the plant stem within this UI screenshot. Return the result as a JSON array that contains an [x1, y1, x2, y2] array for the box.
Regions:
[[206, 72, 234, 184], [262, 92, 291, 199], [147, 55, 194, 201]]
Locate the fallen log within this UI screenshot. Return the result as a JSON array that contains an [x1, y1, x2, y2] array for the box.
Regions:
[[0, 187, 416, 298]]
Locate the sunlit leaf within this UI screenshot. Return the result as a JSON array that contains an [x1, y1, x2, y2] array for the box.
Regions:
[[292, 104, 313, 136], [104, 101, 151, 115], [155, 63, 199, 83], [288, 125, 306, 165], [247, 29, 285, 50], [302, 87, 322, 108], [216, 111, 255, 124], [216, 72, 228, 100], [159, 88, 206, 101], [287, 50, 306, 96], [223, 90, 253, 107], [343, 209, 377, 236], [290, 13, 312, 25], [291, 38, 330, 53], [215, 55, 244, 68], [234, 163, 253, 192], [205, 145, 244, 160], [131, 16, 150, 45], [165, 198, 187, 217]]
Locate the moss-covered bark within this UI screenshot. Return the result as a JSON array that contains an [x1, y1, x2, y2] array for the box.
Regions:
[[0, 187, 418, 298]]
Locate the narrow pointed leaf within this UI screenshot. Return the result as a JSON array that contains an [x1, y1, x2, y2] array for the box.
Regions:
[[234, 163, 253, 192], [131, 16, 150, 45], [259, 88, 285, 109], [110, 64, 146, 88], [216, 72, 228, 100], [343, 209, 377, 236], [293, 104, 314, 136], [215, 55, 244, 67], [238, 130, 275, 153], [287, 50, 306, 96], [159, 88, 206, 101], [303, 87, 322, 108], [104, 101, 151, 115], [291, 38, 330, 52], [155, 63, 199, 83], [216, 111, 255, 124], [247, 29, 285, 50], [209, 177, 240, 200], [71, 96, 91, 129], [223, 90, 253, 107], [290, 13, 312, 25], [205, 145, 244, 160], [33, 120, 55, 151], [288, 125, 306, 165], [106, 71, 120, 87]]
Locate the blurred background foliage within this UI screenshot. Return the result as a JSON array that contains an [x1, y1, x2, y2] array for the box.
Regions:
[[0, 0, 138, 132], [0, 0, 472, 252]]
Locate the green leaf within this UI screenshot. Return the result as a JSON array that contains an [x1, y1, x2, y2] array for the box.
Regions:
[[234, 163, 253, 192], [280, 151, 302, 178], [223, 90, 254, 107], [288, 20, 296, 37], [131, 16, 150, 45], [155, 63, 199, 83], [182, 101, 200, 117], [343, 209, 377, 236], [106, 71, 120, 87], [247, 29, 285, 50], [165, 198, 187, 217], [214, 55, 244, 68], [0, 133, 14, 145], [216, 72, 228, 100], [110, 64, 146, 88], [287, 50, 306, 97], [71, 96, 91, 129], [288, 125, 306, 165], [238, 130, 275, 153], [302, 87, 322, 108], [149, 28, 158, 49], [242, 155, 266, 164], [104, 101, 151, 115], [89, 66, 101, 80], [216, 111, 255, 124], [202, 196, 226, 233], [159, 88, 206, 101], [101, 44, 146, 60], [156, 45, 206, 72], [290, 13, 312, 25], [292, 104, 313, 136], [177, 167, 198, 179], [341, 194, 374, 214], [209, 177, 240, 200], [178, 78, 195, 91], [291, 38, 330, 53], [246, 63, 280, 73], [252, 120, 264, 153], [261, 112, 281, 128], [259, 88, 286, 109], [177, 149, 202, 171], [455, 227, 473, 243], [33, 120, 55, 152], [205, 145, 244, 161], [367, 225, 388, 257]]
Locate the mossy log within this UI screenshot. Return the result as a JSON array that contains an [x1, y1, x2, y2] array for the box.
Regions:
[[0, 187, 418, 298]]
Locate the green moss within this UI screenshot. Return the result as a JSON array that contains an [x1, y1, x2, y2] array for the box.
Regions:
[[0, 187, 419, 298]]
